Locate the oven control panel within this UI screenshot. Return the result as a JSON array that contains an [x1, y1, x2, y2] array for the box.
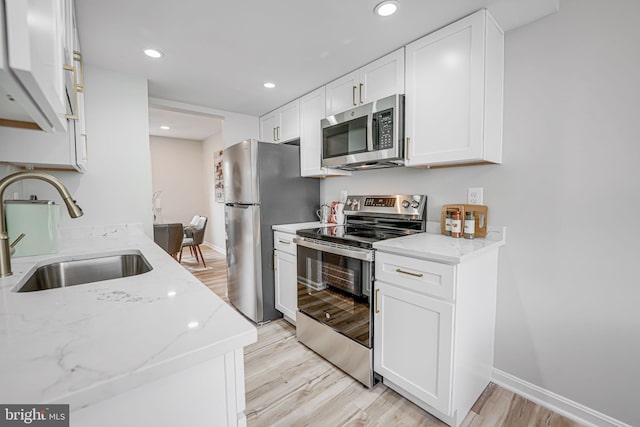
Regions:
[[344, 194, 426, 218]]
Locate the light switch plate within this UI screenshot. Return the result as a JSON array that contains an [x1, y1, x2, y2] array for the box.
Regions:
[[467, 187, 484, 205]]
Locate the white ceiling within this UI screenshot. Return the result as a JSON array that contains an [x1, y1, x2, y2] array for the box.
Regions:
[[76, 0, 558, 118], [149, 107, 222, 141]]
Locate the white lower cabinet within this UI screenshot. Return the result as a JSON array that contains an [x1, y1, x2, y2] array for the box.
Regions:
[[274, 249, 296, 323], [273, 230, 297, 324], [374, 249, 500, 427], [374, 281, 454, 414]]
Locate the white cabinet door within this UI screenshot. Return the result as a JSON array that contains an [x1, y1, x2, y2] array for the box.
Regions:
[[277, 99, 299, 143], [299, 87, 350, 178], [405, 10, 503, 167], [374, 281, 454, 415], [274, 249, 297, 323], [325, 71, 359, 116], [259, 99, 300, 143], [259, 111, 277, 143], [326, 49, 405, 117], [299, 87, 325, 177], [0, 0, 69, 132], [360, 48, 405, 104]]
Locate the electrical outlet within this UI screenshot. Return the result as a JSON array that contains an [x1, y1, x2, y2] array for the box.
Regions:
[[467, 187, 483, 205]]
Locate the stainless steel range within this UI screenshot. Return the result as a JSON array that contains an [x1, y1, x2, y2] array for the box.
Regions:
[[294, 194, 427, 387]]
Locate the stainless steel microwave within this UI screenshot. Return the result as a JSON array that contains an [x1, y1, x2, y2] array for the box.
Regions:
[[321, 94, 404, 170]]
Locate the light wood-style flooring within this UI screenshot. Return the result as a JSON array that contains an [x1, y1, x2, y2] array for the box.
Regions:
[[184, 245, 584, 427]]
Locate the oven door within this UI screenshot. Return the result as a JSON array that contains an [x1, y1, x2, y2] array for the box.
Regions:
[[294, 237, 373, 348]]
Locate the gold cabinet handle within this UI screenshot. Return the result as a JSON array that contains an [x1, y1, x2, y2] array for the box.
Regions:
[[277, 126, 280, 141], [352, 86, 357, 106], [396, 268, 423, 278], [278, 239, 290, 245], [359, 83, 364, 104], [375, 289, 380, 313], [273, 127, 277, 141], [63, 64, 79, 120]]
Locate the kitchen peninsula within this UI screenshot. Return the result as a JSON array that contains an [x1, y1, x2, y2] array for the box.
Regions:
[[0, 225, 256, 427]]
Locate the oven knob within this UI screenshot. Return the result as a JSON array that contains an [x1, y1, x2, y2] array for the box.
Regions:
[[325, 312, 331, 320], [401, 200, 410, 208], [411, 200, 420, 208]]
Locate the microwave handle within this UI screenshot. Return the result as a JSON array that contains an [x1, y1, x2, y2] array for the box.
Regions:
[[367, 113, 374, 152]]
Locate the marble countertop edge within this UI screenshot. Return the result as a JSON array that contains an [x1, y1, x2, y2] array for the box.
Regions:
[[56, 327, 257, 410]]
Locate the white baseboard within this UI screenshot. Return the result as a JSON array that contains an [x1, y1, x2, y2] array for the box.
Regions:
[[492, 369, 631, 427], [202, 241, 225, 254]]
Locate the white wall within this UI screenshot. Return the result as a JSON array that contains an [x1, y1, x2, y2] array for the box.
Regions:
[[322, 0, 640, 425], [149, 136, 206, 225], [201, 130, 225, 251], [1, 66, 154, 237]]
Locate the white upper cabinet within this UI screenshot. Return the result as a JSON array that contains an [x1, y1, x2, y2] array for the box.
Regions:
[[0, 0, 86, 172], [326, 48, 404, 116], [405, 10, 504, 167], [299, 87, 350, 178], [0, 0, 75, 132], [259, 99, 300, 143], [325, 72, 359, 118], [278, 100, 300, 142], [259, 111, 277, 143]]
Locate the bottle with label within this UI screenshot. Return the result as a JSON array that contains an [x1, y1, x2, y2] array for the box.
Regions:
[[451, 210, 462, 238], [464, 211, 475, 239], [445, 211, 452, 236]]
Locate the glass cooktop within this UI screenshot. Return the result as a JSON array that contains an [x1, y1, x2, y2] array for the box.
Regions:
[[296, 225, 419, 248]]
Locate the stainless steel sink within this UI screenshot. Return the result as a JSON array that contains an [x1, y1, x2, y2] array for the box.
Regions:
[[16, 251, 153, 292]]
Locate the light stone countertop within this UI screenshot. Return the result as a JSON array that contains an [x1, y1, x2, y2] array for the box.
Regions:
[[0, 224, 257, 411], [373, 224, 506, 264]]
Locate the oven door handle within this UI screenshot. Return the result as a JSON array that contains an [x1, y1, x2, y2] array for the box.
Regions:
[[293, 237, 374, 262]]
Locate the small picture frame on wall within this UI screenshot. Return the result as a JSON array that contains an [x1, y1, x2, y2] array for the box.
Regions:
[[214, 150, 224, 203]]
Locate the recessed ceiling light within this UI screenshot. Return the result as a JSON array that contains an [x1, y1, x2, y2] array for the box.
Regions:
[[160, 125, 170, 130], [374, 0, 398, 16], [144, 48, 164, 58], [187, 321, 199, 329], [264, 82, 276, 89]]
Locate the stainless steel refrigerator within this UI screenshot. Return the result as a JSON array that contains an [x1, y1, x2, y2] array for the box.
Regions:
[[223, 139, 319, 323]]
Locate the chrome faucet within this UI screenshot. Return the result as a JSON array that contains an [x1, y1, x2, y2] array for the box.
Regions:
[[0, 171, 83, 277]]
